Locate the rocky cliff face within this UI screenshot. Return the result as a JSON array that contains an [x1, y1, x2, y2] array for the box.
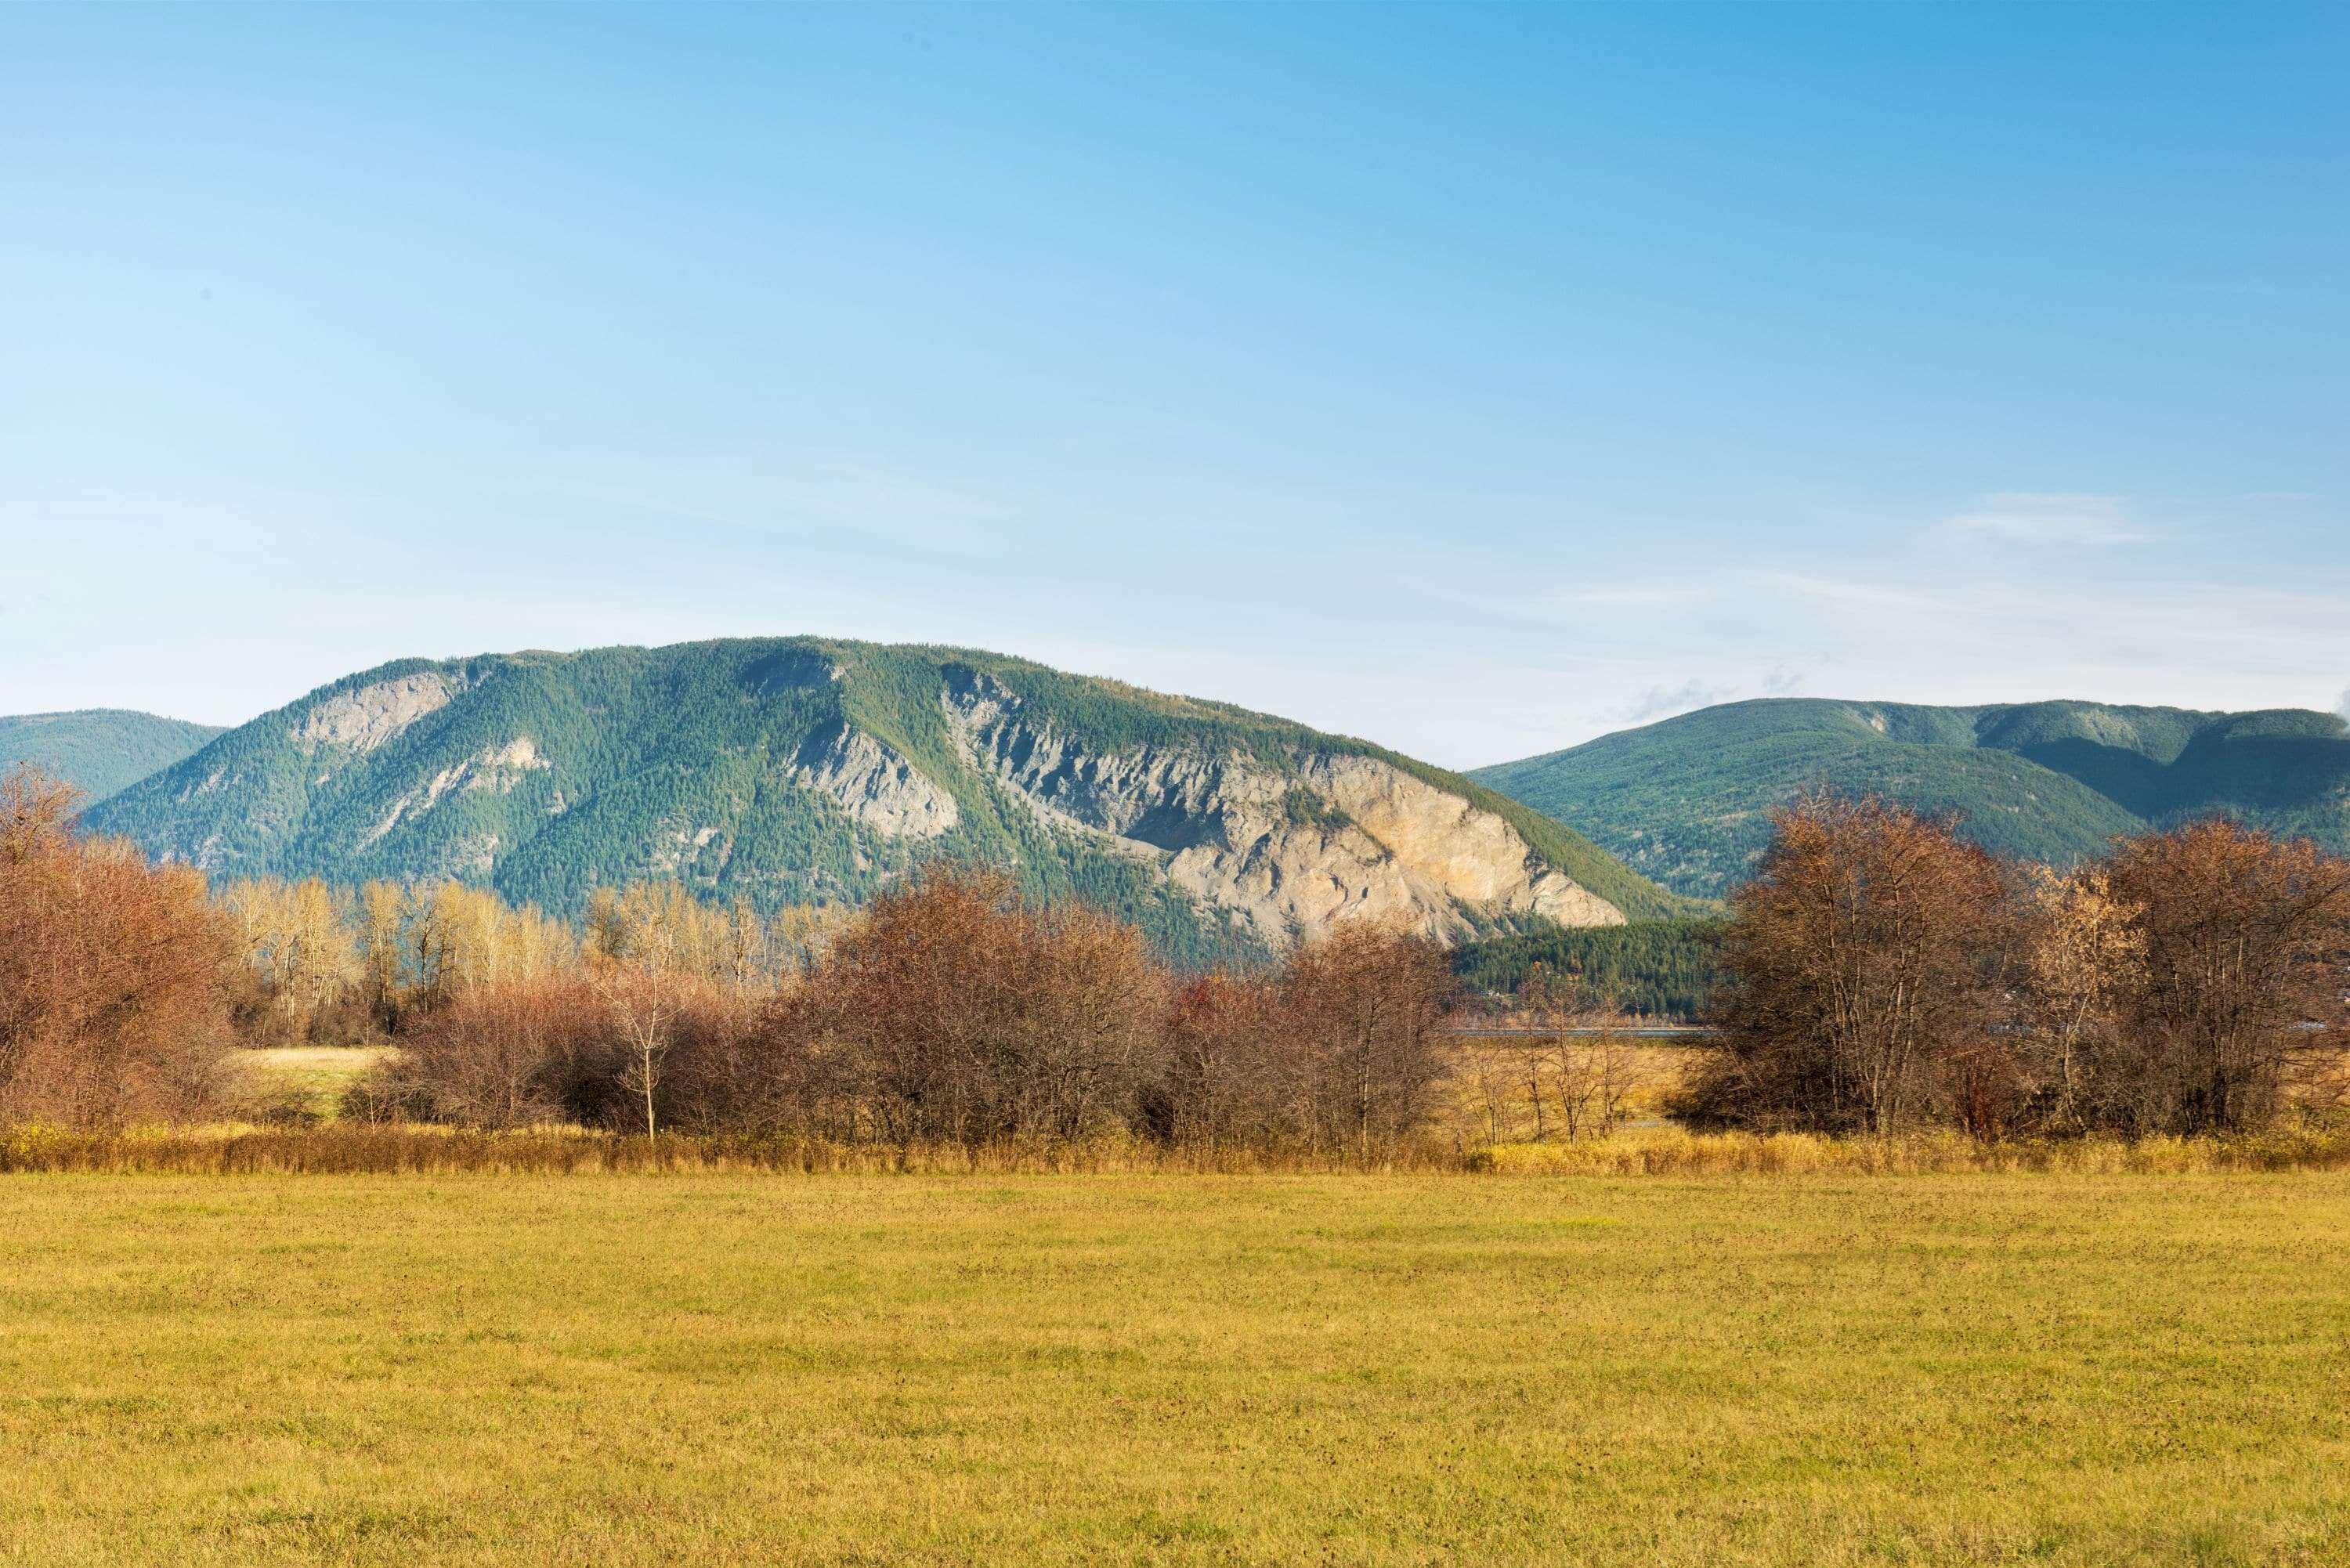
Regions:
[[358, 737, 552, 850], [940, 670, 1622, 948], [790, 723, 960, 840], [298, 673, 456, 754]]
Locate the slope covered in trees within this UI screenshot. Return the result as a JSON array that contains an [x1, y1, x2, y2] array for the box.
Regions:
[[89, 638, 1690, 966], [0, 710, 224, 803], [1473, 698, 2350, 898], [1452, 919, 1723, 1021]]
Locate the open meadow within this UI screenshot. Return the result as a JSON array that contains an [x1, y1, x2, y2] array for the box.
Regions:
[[5, 1170, 2348, 1567]]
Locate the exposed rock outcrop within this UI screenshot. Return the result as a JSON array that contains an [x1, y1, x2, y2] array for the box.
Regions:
[[790, 724, 960, 840], [356, 737, 551, 849], [942, 677, 1622, 948], [298, 674, 453, 752]]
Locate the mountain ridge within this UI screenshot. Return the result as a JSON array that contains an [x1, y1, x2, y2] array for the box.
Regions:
[[88, 637, 1694, 964], [0, 709, 227, 803], [1471, 696, 2350, 898]]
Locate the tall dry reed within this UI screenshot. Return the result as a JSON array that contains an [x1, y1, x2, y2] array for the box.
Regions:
[[9, 1122, 2350, 1176]]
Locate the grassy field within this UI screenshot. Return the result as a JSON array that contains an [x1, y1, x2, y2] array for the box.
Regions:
[[227, 1047, 399, 1122], [4, 1172, 2348, 1566]]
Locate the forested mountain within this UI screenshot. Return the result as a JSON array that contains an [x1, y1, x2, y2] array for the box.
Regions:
[[0, 710, 226, 803], [89, 638, 1690, 966], [1472, 698, 2350, 898]]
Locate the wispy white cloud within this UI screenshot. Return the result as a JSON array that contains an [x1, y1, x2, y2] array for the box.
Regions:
[[1623, 677, 1737, 725], [1758, 572, 1940, 611], [1945, 491, 2146, 545], [1605, 663, 1805, 732], [1554, 584, 1713, 609]]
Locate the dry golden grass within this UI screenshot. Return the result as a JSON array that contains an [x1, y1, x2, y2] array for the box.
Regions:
[[4, 1171, 2348, 1566], [0, 1123, 1480, 1175], [9, 1120, 2350, 1176], [1437, 1038, 1692, 1141], [225, 1046, 398, 1122], [1480, 1125, 2350, 1174], [11, 1118, 2350, 1177]]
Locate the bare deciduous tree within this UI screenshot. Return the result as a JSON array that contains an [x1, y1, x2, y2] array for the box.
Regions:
[[1284, 922, 1455, 1158], [597, 966, 678, 1150], [1509, 965, 1650, 1143], [2013, 865, 2146, 1133], [0, 768, 234, 1127], [2095, 821, 2350, 1134], [1690, 793, 2012, 1135]]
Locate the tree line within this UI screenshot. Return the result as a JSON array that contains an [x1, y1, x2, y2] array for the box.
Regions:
[[1, 768, 1454, 1153], [1687, 793, 2350, 1137], [6, 761, 2345, 1150], [1452, 919, 1721, 1020], [376, 869, 1452, 1155]]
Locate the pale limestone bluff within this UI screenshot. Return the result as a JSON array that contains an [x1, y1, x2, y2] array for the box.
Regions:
[[942, 674, 1622, 949], [356, 737, 551, 849], [454, 833, 500, 875], [790, 724, 960, 840], [647, 822, 727, 877], [176, 766, 231, 803], [297, 673, 454, 753]]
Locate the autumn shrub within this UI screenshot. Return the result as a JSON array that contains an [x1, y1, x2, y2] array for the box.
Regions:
[[2094, 820, 2350, 1134], [1687, 793, 2014, 1135], [1281, 922, 1455, 1155], [1688, 793, 2350, 1141], [370, 966, 755, 1136], [744, 868, 1168, 1144], [1146, 970, 1295, 1149], [724, 872, 1457, 1154], [0, 768, 235, 1127]]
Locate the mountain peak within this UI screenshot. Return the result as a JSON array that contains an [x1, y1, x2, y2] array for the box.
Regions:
[[85, 638, 1688, 964], [0, 709, 226, 804], [1473, 696, 2350, 898]]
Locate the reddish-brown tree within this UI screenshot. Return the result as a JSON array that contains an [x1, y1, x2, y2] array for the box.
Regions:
[[1151, 970, 1293, 1148], [1282, 922, 1455, 1158], [2096, 820, 2350, 1134], [0, 768, 234, 1126], [750, 867, 1167, 1145], [390, 972, 602, 1129], [1694, 793, 2013, 1135]]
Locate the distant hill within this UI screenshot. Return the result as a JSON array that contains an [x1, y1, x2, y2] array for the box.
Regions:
[[1471, 698, 2350, 898], [88, 637, 1692, 966], [0, 710, 226, 803]]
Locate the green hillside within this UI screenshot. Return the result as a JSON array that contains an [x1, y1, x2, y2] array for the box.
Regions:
[[1471, 698, 2350, 898], [89, 638, 1686, 963], [0, 709, 226, 803], [1453, 919, 1723, 1020]]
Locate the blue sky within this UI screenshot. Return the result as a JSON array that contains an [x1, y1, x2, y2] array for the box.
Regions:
[[3, 2, 2344, 766]]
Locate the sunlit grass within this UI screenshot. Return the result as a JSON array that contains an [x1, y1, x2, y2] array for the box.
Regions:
[[226, 1046, 397, 1122], [3, 1172, 2347, 1566]]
